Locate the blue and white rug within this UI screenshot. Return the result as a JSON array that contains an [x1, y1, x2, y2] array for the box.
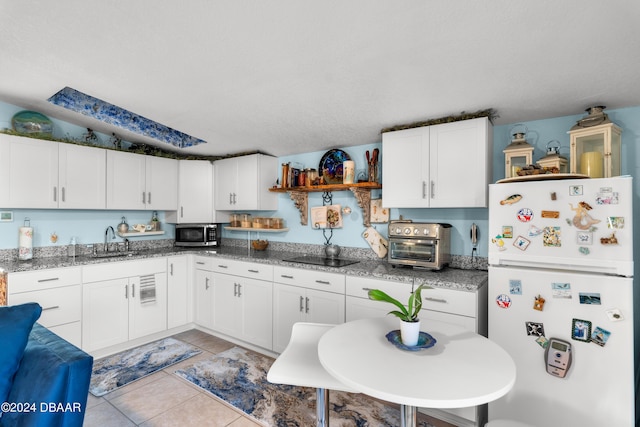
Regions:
[[175, 346, 435, 426], [90, 337, 201, 397]]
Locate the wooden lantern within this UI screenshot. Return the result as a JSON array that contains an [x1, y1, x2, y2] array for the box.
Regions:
[[569, 107, 622, 178], [503, 132, 534, 178]]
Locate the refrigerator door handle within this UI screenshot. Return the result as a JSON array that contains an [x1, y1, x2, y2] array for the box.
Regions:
[[493, 257, 631, 277]]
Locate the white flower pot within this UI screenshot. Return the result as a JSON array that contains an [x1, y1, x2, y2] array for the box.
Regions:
[[400, 319, 421, 346]]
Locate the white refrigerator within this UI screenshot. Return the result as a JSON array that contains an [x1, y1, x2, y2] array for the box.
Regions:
[[487, 176, 635, 427]]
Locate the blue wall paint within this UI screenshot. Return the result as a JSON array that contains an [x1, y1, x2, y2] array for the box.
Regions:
[[2, 100, 638, 258]]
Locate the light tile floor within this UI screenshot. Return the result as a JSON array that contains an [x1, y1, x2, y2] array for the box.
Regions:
[[83, 329, 454, 427]]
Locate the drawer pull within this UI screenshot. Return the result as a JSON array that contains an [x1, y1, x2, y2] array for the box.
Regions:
[[315, 280, 330, 285], [37, 277, 60, 283], [196, 261, 206, 265], [247, 269, 259, 273], [218, 265, 229, 269], [281, 275, 294, 279], [361, 287, 372, 291], [424, 297, 448, 304], [42, 305, 60, 311]]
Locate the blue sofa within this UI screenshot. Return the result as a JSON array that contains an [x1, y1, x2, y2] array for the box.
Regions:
[[1, 322, 93, 427]]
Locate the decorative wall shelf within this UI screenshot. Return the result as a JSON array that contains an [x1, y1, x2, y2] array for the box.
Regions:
[[224, 227, 289, 232], [268, 182, 382, 227], [117, 231, 165, 237]]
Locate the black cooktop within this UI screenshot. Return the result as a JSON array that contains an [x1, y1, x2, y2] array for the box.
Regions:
[[282, 255, 360, 268]]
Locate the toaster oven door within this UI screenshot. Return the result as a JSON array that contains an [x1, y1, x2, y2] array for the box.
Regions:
[[388, 238, 437, 264]]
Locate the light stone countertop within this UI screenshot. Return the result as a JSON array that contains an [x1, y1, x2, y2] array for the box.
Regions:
[[0, 246, 487, 292]]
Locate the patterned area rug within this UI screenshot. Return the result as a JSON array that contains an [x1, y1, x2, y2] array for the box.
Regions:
[[90, 337, 201, 397], [175, 346, 435, 426]]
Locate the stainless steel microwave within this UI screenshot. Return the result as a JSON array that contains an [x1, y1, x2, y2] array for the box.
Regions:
[[175, 223, 220, 247]]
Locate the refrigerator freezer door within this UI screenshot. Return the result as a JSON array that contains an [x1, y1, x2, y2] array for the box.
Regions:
[[488, 266, 634, 426], [489, 176, 633, 276]]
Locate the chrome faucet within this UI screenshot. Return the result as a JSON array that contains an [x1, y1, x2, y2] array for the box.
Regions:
[[104, 226, 115, 252]]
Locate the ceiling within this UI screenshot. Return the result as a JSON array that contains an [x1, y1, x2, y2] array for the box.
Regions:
[[1, 1, 639, 158]]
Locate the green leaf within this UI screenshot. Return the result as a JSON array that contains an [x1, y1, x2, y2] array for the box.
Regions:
[[367, 289, 409, 319]]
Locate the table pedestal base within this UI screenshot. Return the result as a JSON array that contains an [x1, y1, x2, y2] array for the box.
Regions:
[[400, 404, 417, 427]]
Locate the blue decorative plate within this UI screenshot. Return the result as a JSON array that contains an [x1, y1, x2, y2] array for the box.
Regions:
[[385, 330, 436, 351], [319, 149, 351, 184]]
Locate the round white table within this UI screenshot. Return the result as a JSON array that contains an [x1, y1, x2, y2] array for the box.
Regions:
[[318, 317, 516, 427]]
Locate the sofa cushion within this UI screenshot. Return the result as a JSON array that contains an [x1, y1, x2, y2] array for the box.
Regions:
[[0, 302, 42, 403]]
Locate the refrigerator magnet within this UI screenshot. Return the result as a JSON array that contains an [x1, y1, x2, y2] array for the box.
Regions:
[[578, 247, 590, 255], [528, 225, 543, 237], [591, 327, 611, 347], [569, 185, 583, 196], [578, 292, 601, 305], [569, 201, 601, 230], [513, 235, 531, 251], [502, 226, 513, 238], [541, 210, 560, 219], [517, 208, 533, 222], [496, 294, 512, 309], [571, 319, 592, 342], [499, 194, 522, 205], [492, 235, 507, 251], [605, 308, 624, 322], [526, 321, 545, 337], [536, 336, 549, 348], [542, 226, 561, 247], [552, 282, 572, 298], [509, 279, 522, 295], [576, 231, 593, 245], [595, 187, 619, 205], [607, 216, 625, 229], [600, 232, 618, 245], [533, 295, 546, 311]]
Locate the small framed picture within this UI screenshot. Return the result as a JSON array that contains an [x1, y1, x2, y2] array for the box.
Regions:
[[591, 326, 611, 347], [571, 318, 592, 342], [513, 235, 531, 251]]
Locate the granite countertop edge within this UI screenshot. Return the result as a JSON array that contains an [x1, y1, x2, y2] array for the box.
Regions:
[[1, 247, 487, 292]]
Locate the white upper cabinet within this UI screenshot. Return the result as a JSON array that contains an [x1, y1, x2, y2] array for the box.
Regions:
[[382, 117, 492, 208], [59, 143, 106, 209], [106, 150, 178, 210], [214, 153, 278, 211], [166, 160, 213, 223], [0, 134, 105, 209]]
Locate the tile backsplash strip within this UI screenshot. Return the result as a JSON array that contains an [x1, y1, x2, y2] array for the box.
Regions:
[[0, 238, 487, 271]]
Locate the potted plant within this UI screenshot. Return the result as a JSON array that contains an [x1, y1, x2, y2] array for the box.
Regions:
[[368, 284, 429, 346]]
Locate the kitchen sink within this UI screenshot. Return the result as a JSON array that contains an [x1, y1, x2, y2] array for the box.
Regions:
[[91, 251, 137, 258]]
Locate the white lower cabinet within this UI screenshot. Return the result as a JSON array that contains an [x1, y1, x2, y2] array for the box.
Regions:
[[212, 272, 273, 350], [167, 255, 190, 329], [272, 266, 345, 353], [8, 267, 82, 347], [82, 259, 167, 353], [194, 257, 273, 350]]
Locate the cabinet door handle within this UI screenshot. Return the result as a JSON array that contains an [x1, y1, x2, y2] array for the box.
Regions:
[[61, 187, 65, 202], [132, 284, 135, 298], [424, 297, 447, 304], [237, 284, 242, 297], [233, 283, 238, 297], [37, 277, 59, 283], [229, 193, 233, 204], [125, 284, 128, 299], [431, 181, 435, 198], [205, 277, 210, 290], [233, 193, 237, 204], [247, 269, 259, 273], [147, 192, 151, 204], [180, 206, 184, 218], [281, 275, 294, 279], [422, 181, 426, 199], [142, 192, 146, 204], [42, 305, 60, 311], [53, 186, 57, 202], [299, 296, 304, 312], [170, 263, 174, 276], [305, 297, 310, 313], [315, 280, 330, 285]]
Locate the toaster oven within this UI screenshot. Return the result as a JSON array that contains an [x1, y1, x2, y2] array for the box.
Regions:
[[387, 221, 451, 270]]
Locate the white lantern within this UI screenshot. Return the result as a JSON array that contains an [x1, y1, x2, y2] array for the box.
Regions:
[[503, 125, 534, 178]]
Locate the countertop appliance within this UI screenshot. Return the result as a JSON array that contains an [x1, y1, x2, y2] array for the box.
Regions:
[[387, 221, 451, 270], [175, 223, 220, 247], [487, 176, 635, 426]]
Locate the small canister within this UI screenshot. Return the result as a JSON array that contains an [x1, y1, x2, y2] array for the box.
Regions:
[[305, 168, 318, 186], [281, 163, 290, 188], [297, 169, 306, 186]]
